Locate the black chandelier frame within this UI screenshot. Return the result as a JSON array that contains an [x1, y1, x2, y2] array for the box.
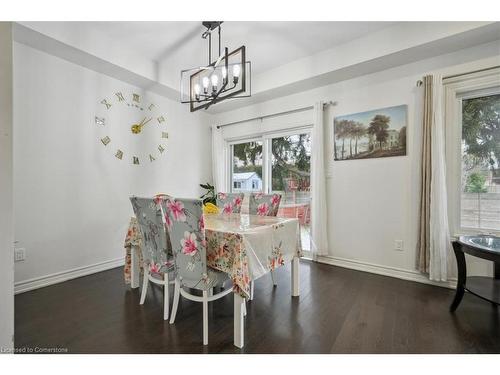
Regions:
[[180, 21, 251, 112]]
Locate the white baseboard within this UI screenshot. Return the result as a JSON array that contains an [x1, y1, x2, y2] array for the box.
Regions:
[[14, 254, 455, 294], [14, 257, 125, 294], [316, 255, 457, 289]]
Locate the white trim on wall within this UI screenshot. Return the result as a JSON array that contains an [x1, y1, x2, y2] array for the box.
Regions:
[[14, 257, 125, 294], [315, 255, 457, 289]]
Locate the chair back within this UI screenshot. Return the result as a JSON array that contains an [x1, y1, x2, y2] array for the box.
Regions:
[[249, 193, 282, 216], [161, 198, 209, 290], [216, 192, 245, 214], [129, 196, 172, 273]]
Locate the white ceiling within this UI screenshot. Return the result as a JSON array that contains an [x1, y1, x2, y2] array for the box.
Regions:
[[15, 21, 500, 112], [60, 21, 397, 75]]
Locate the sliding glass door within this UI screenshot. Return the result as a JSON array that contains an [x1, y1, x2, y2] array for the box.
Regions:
[[230, 139, 263, 214], [229, 131, 312, 251], [269, 133, 312, 252]]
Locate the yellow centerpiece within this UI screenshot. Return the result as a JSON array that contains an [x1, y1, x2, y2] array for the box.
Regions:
[[203, 202, 219, 214]]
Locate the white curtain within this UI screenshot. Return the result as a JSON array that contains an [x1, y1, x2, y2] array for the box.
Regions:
[[428, 75, 453, 281], [211, 124, 226, 192], [310, 102, 329, 257]]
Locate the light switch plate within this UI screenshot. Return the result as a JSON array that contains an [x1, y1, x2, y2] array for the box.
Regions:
[[14, 248, 26, 262]]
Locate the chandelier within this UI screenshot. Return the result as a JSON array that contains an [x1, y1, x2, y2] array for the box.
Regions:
[[181, 21, 251, 112]]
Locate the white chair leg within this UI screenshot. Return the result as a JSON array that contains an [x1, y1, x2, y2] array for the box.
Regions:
[[169, 279, 180, 324], [270, 270, 277, 286], [163, 276, 170, 320], [243, 299, 247, 316], [250, 281, 254, 300], [139, 269, 149, 305], [202, 290, 208, 345]]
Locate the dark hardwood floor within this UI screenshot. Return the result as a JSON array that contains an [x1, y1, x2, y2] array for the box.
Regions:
[[15, 260, 500, 353]]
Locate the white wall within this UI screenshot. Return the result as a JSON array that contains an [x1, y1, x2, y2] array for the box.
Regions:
[[0, 22, 14, 351], [214, 40, 500, 282], [13, 43, 213, 289]]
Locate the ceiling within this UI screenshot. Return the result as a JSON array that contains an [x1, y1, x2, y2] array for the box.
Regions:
[[58, 21, 398, 75], [17, 21, 499, 113]]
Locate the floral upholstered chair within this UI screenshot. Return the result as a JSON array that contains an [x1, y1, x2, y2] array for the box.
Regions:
[[249, 193, 282, 216], [130, 196, 175, 320], [161, 197, 232, 345], [216, 192, 244, 214]]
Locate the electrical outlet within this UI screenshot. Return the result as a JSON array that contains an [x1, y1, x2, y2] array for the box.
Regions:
[[394, 240, 404, 251], [14, 248, 26, 262]]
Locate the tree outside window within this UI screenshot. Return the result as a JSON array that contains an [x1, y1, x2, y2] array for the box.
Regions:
[[461, 93, 500, 231]]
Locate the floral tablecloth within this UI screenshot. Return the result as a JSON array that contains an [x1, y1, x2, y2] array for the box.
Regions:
[[205, 213, 302, 298], [124, 213, 302, 298], [123, 217, 143, 284]]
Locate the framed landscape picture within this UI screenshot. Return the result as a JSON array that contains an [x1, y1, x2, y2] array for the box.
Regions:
[[333, 104, 407, 161]]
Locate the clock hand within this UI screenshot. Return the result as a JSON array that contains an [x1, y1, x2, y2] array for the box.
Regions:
[[131, 118, 152, 134], [140, 118, 152, 128], [131, 118, 145, 134]]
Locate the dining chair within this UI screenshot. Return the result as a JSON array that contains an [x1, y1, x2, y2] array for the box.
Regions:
[[216, 192, 244, 214], [248, 192, 283, 296], [130, 196, 175, 320], [249, 192, 282, 216], [162, 197, 232, 345]]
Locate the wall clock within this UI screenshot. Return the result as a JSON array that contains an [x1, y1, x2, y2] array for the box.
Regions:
[[94, 91, 169, 165]]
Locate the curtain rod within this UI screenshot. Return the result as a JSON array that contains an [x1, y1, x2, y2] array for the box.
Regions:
[[416, 65, 500, 86], [216, 101, 336, 129]]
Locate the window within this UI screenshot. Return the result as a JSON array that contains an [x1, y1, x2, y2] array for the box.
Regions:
[[252, 180, 258, 189], [445, 69, 500, 234], [231, 140, 263, 193], [230, 140, 263, 213], [460, 93, 500, 231], [271, 133, 312, 251]]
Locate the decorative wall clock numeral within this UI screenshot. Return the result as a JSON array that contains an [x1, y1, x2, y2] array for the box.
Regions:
[[94, 91, 168, 165], [115, 92, 125, 102], [95, 116, 105, 126], [101, 99, 112, 109], [100, 136, 111, 146]]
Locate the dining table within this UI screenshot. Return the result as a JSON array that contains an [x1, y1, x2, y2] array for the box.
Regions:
[[124, 212, 302, 348]]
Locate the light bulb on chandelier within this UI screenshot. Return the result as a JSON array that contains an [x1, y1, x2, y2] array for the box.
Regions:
[[194, 83, 201, 100], [211, 74, 219, 93], [202, 77, 210, 94], [233, 64, 240, 84]]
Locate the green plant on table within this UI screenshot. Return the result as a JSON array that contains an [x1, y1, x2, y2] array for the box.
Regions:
[[200, 182, 216, 205]]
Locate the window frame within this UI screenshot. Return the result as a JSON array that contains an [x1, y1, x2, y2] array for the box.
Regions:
[[225, 125, 313, 194], [266, 129, 312, 195], [444, 68, 500, 236], [227, 137, 265, 194], [224, 125, 314, 257]]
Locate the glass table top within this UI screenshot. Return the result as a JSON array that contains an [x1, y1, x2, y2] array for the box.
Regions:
[[459, 235, 500, 254], [204, 213, 297, 233]]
